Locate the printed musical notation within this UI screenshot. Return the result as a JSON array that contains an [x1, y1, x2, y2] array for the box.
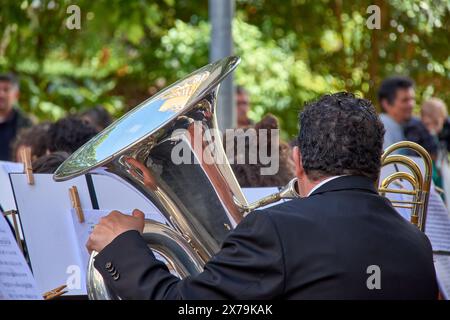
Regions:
[[424, 191, 450, 253], [434, 254, 450, 300], [0, 212, 41, 300]]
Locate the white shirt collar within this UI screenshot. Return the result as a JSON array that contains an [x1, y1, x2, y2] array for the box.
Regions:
[[307, 176, 343, 197]]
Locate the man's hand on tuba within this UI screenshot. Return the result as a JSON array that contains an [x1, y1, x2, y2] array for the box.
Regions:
[[86, 209, 145, 254]]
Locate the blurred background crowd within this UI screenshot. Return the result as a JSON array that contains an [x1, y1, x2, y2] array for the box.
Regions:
[[0, 0, 449, 192], [2, 72, 450, 194]]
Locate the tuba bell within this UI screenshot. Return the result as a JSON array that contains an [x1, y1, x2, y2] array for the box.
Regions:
[[54, 56, 297, 299]]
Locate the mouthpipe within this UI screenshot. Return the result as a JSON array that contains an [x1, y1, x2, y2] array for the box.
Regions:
[[236, 178, 300, 215]]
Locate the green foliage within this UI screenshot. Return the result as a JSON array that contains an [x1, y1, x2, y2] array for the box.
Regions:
[[0, 0, 448, 138], [155, 18, 344, 138], [239, 0, 450, 116]]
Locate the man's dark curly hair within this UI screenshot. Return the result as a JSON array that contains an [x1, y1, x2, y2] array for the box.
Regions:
[[297, 92, 385, 181], [46, 116, 98, 154]]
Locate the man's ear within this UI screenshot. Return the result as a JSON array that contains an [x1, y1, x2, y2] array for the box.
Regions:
[[381, 99, 390, 112], [292, 146, 304, 177]]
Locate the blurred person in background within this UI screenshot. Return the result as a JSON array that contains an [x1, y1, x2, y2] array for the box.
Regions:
[[11, 122, 50, 162], [378, 76, 416, 150], [236, 85, 254, 128], [403, 118, 438, 160], [421, 98, 450, 154], [421, 98, 450, 203], [0, 73, 32, 161], [225, 114, 295, 187], [378, 76, 437, 160], [32, 151, 69, 174], [421, 98, 448, 138], [46, 116, 98, 154], [80, 105, 113, 131]]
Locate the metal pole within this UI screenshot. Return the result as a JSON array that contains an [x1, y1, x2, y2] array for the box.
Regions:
[[209, 0, 235, 131]]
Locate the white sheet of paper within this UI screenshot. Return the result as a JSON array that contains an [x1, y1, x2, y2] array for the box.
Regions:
[[434, 254, 450, 300], [0, 210, 42, 300], [90, 174, 167, 222], [10, 173, 92, 295], [70, 208, 167, 268], [0, 161, 23, 211], [71, 209, 108, 269]]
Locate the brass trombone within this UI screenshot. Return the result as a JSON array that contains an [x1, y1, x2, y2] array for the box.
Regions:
[[378, 141, 433, 232]]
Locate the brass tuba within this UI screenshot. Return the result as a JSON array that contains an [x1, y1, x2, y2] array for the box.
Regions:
[[54, 56, 298, 299]]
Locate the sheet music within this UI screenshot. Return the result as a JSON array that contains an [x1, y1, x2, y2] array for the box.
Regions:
[[11, 172, 171, 296], [384, 183, 450, 252], [71, 208, 167, 269], [10, 173, 92, 295], [424, 191, 450, 252], [434, 254, 450, 300], [0, 210, 41, 300], [380, 161, 450, 252]]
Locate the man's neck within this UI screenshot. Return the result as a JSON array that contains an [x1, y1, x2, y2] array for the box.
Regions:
[[302, 175, 343, 197], [298, 175, 327, 197]]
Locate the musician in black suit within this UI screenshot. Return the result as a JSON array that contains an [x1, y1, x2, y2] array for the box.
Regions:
[[87, 92, 438, 299]]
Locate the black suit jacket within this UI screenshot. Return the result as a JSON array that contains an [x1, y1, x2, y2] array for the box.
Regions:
[[94, 175, 438, 299]]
